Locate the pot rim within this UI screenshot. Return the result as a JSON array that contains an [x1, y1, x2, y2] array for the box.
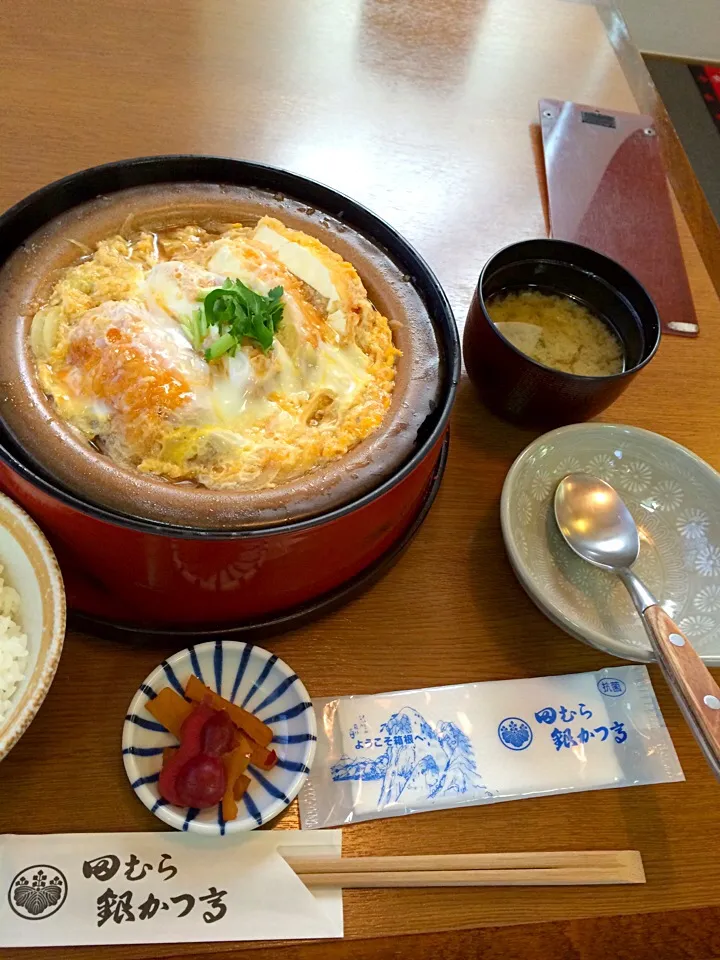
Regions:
[[0, 155, 460, 541]]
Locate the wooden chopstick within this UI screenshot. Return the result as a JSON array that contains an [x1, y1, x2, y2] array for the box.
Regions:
[[282, 851, 645, 888], [285, 851, 640, 873]]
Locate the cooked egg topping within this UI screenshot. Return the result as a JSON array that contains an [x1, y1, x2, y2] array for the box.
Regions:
[[30, 217, 400, 490]]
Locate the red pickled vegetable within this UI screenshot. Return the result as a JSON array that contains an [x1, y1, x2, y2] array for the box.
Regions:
[[158, 702, 217, 806], [185, 675, 273, 746], [158, 762, 183, 807], [179, 701, 216, 746], [156, 695, 282, 818], [175, 754, 227, 808], [201, 709, 236, 757]]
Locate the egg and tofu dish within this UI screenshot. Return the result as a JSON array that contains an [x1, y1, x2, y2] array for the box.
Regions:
[[30, 217, 400, 490]]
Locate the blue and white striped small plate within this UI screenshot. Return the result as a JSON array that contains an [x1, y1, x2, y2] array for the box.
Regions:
[[122, 640, 317, 835]]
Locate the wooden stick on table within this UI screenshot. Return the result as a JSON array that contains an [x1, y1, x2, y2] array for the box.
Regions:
[[282, 851, 646, 888]]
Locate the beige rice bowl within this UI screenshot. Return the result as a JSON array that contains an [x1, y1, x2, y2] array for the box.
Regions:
[[0, 567, 28, 723], [0, 492, 65, 761]]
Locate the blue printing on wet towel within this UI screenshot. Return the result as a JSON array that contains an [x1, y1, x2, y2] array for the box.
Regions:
[[242, 655, 278, 708]]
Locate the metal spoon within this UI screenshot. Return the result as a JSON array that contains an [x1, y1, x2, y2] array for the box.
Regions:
[[555, 473, 720, 781]]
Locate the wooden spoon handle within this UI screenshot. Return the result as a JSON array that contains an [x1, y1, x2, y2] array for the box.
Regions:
[[643, 604, 720, 779]]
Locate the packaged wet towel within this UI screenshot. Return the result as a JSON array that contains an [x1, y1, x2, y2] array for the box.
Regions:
[[298, 666, 683, 829]]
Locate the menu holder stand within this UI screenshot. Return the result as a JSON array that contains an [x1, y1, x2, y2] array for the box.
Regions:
[[539, 98, 698, 336]]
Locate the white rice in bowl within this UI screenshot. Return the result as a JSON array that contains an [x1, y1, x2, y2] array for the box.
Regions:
[[0, 564, 28, 725]]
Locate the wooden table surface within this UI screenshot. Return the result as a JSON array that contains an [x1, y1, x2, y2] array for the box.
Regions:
[[1, 1, 720, 958]]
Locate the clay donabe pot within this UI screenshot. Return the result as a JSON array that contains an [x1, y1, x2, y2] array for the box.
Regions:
[[0, 157, 459, 632]]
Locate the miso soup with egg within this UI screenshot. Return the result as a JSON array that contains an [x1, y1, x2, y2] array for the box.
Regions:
[[487, 289, 624, 377]]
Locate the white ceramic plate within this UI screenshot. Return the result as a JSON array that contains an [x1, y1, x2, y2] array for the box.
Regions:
[[123, 640, 316, 834], [501, 423, 720, 664]]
